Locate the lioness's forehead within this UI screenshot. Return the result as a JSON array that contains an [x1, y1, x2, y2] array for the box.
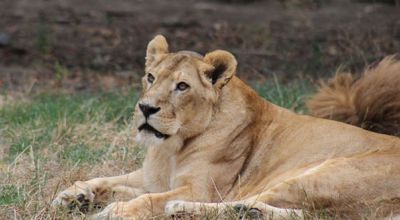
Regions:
[[150, 53, 201, 75]]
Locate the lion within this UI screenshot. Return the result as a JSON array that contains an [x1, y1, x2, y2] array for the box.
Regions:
[[52, 35, 400, 219]]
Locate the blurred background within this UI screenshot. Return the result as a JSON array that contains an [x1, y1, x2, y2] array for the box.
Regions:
[[1, 0, 399, 93]]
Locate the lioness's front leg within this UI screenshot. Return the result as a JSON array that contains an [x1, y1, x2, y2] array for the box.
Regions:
[[52, 169, 145, 212], [92, 186, 192, 219]]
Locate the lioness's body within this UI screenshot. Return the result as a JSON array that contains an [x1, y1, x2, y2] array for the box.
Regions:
[[53, 35, 400, 219]]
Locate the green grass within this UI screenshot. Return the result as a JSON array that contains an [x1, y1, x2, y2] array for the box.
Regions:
[[0, 91, 137, 162], [58, 143, 107, 165], [0, 81, 314, 219], [0, 185, 24, 205], [256, 76, 315, 113]]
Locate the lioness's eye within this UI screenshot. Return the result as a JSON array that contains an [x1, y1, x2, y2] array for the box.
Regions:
[[147, 73, 155, 83], [177, 82, 189, 91]]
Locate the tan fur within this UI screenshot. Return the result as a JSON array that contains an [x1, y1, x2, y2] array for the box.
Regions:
[[308, 56, 400, 136], [53, 36, 400, 219]]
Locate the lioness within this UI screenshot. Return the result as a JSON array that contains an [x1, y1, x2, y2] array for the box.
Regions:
[[53, 35, 400, 219]]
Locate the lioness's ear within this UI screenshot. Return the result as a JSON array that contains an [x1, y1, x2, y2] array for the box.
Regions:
[[203, 50, 237, 89], [146, 35, 169, 67]]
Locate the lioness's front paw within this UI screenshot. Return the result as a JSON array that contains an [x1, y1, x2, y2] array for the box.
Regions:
[[91, 201, 144, 220], [52, 181, 97, 213], [165, 200, 201, 218], [165, 200, 188, 215]]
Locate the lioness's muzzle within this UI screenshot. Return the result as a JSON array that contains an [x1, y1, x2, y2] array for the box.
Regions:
[[138, 123, 170, 139]]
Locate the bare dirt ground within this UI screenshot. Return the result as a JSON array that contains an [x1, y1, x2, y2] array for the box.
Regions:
[[0, 0, 399, 92]]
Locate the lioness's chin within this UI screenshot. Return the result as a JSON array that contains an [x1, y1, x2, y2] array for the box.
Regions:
[[135, 131, 166, 147], [135, 131, 184, 152]]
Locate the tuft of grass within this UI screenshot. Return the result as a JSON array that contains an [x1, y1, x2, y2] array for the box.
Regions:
[[0, 185, 24, 205], [53, 62, 70, 88], [255, 76, 315, 113], [59, 143, 107, 165], [279, 0, 330, 8], [34, 23, 51, 54]]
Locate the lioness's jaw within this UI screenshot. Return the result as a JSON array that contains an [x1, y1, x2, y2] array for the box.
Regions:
[[204, 50, 237, 89]]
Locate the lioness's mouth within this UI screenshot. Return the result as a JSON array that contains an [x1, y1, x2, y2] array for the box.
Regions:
[[138, 123, 170, 139]]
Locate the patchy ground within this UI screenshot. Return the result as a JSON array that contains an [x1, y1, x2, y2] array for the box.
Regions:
[[0, 0, 399, 92]]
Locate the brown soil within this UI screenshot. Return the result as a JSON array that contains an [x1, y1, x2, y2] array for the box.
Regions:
[[0, 0, 399, 92]]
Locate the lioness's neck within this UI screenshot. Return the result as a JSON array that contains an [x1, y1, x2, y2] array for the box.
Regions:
[[175, 77, 277, 198], [194, 77, 276, 161], [216, 77, 274, 133]]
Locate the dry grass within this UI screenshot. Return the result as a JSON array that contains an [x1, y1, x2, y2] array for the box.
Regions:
[[0, 90, 146, 219]]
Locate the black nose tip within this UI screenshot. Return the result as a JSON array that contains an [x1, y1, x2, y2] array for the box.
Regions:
[[139, 103, 160, 118]]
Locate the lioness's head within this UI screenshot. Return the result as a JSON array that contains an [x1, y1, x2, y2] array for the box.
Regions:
[[134, 35, 237, 147]]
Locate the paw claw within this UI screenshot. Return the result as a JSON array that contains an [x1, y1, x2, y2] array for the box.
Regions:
[[77, 193, 85, 202], [233, 204, 264, 219], [233, 204, 247, 212]]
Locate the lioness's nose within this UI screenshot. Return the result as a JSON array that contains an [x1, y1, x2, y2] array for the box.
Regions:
[[139, 103, 160, 118]]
